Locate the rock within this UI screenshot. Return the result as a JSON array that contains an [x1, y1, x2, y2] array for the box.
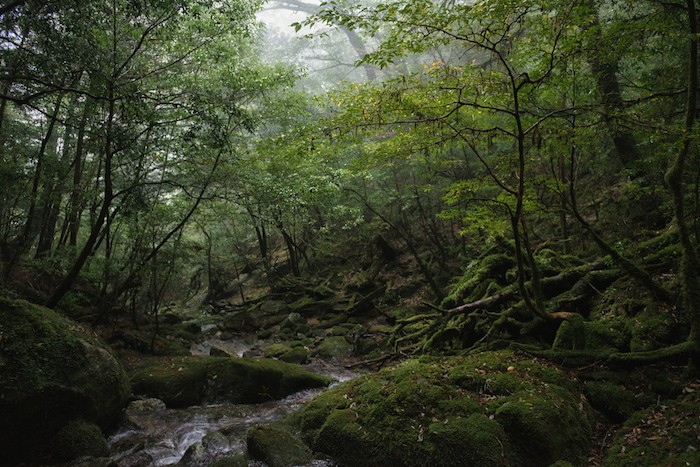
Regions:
[[49, 419, 109, 460], [292, 350, 593, 467], [127, 398, 167, 412], [313, 336, 353, 359], [0, 298, 130, 465], [262, 342, 294, 358], [209, 346, 231, 357], [584, 381, 641, 422], [210, 454, 248, 467], [247, 424, 312, 467], [179, 430, 230, 467], [131, 356, 333, 407], [279, 347, 309, 364], [222, 310, 252, 332], [161, 312, 183, 325], [182, 322, 201, 335], [260, 300, 289, 315], [280, 312, 305, 329]]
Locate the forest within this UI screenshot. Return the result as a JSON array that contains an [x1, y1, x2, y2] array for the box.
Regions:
[[1, 0, 699, 465]]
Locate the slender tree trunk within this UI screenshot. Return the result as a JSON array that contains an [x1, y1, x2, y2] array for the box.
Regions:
[[45, 81, 116, 308], [278, 224, 301, 277], [4, 95, 63, 279], [65, 94, 91, 249]]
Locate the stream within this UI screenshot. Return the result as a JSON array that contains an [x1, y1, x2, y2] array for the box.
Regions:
[[107, 337, 357, 466]]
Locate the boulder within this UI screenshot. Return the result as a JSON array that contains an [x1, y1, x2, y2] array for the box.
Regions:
[[0, 298, 131, 465], [131, 355, 332, 407], [292, 350, 593, 467], [313, 336, 353, 360], [247, 424, 312, 467]]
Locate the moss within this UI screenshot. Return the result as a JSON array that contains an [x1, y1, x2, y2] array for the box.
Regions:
[[0, 298, 130, 465], [494, 386, 591, 466], [441, 253, 515, 308], [130, 357, 207, 407], [262, 343, 294, 358], [552, 314, 586, 351], [130, 356, 332, 407], [628, 307, 680, 352], [584, 319, 631, 351], [584, 381, 639, 422], [427, 414, 516, 467], [603, 391, 700, 467], [314, 409, 375, 465], [313, 336, 353, 359], [279, 347, 309, 364], [292, 350, 592, 467], [247, 423, 312, 467], [49, 419, 109, 461]]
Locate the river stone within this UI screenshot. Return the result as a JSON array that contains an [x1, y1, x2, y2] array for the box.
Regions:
[[180, 430, 231, 467], [0, 298, 131, 465], [130, 355, 333, 407], [247, 423, 312, 467], [128, 398, 167, 412], [313, 336, 353, 359], [260, 300, 289, 315], [49, 418, 109, 460]]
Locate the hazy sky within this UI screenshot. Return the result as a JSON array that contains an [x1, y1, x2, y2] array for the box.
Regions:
[[257, 4, 309, 34]]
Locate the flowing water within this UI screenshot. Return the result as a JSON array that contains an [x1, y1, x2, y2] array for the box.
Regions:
[[107, 338, 357, 466]]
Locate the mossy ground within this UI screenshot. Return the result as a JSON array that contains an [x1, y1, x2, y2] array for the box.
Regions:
[[602, 388, 700, 466], [291, 350, 593, 467]]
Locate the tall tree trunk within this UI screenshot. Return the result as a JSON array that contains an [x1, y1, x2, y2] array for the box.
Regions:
[[584, 0, 642, 169], [666, 0, 700, 346]]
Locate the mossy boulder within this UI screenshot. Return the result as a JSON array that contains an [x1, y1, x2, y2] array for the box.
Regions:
[[130, 355, 332, 407], [292, 350, 592, 467], [603, 391, 700, 466], [628, 306, 681, 352], [583, 381, 640, 422], [49, 419, 109, 460], [313, 336, 353, 359], [247, 423, 313, 467], [0, 298, 130, 464]]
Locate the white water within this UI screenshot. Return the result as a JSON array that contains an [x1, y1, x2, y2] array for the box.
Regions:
[[108, 337, 357, 466]]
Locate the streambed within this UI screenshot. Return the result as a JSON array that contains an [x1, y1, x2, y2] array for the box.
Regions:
[[108, 337, 356, 466]]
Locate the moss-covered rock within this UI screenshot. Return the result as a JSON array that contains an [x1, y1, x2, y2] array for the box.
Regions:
[[247, 423, 313, 467], [603, 391, 700, 466], [0, 298, 130, 464], [628, 306, 680, 352], [49, 419, 109, 460], [584, 381, 640, 422], [130, 355, 332, 407], [210, 455, 248, 467], [263, 342, 295, 358], [279, 347, 310, 364], [291, 350, 592, 467], [313, 336, 353, 359]]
